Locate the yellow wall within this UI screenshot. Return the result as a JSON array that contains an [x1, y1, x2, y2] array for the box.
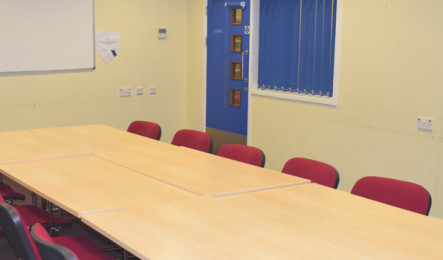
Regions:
[[249, 0, 443, 218], [0, 0, 189, 142]]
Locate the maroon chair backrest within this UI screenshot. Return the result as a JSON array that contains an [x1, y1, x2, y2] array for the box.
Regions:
[[217, 144, 266, 167], [171, 129, 212, 153], [127, 120, 161, 140], [0, 203, 41, 260], [351, 176, 432, 215], [282, 158, 339, 188]]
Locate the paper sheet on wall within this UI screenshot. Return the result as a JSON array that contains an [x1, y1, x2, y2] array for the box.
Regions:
[[100, 50, 114, 63], [96, 32, 120, 51], [96, 32, 119, 63]]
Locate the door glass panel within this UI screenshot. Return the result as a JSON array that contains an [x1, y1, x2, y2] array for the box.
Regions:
[[231, 62, 242, 80], [232, 9, 243, 25], [231, 35, 242, 53], [230, 89, 241, 107]]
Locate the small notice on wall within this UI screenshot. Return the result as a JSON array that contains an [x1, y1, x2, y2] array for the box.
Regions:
[[96, 32, 119, 63]]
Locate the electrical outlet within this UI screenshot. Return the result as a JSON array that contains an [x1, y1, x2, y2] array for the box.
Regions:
[[136, 87, 143, 96], [149, 86, 156, 95], [417, 117, 433, 131], [119, 88, 131, 97]]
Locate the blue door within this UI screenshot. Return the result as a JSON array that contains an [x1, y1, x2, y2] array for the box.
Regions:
[[206, 0, 250, 149]]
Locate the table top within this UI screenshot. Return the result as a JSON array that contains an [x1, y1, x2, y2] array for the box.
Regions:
[[0, 129, 90, 164], [103, 145, 309, 197], [0, 124, 307, 213], [83, 183, 443, 259], [29, 124, 309, 196], [0, 155, 192, 217]]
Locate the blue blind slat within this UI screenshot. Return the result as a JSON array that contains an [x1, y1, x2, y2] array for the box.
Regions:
[[258, 0, 337, 97]]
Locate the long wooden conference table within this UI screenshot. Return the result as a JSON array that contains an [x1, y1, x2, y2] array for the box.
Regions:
[[1, 124, 443, 259]]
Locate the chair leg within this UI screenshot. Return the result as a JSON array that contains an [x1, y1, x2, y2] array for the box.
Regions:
[[32, 192, 37, 206], [123, 249, 129, 260], [48, 202, 53, 214], [42, 198, 47, 211]]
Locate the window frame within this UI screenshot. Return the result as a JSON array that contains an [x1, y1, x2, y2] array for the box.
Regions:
[[249, 0, 342, 106]]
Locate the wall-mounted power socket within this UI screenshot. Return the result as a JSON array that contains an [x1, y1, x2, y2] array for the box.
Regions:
[[119, 88, 131, 97], [136, 87, 143, 96], [149, 86, 157, 95], [417, 117, 433, 131]]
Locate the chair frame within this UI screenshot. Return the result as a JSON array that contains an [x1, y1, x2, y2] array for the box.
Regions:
[[0, 203, 38, 260], [0, 194, 70, 235]]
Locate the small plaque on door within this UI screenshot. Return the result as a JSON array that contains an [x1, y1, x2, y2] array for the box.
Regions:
[[230, 89, 241, 107]]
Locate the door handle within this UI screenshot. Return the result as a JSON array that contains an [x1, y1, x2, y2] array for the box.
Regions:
[[241, 49, 248, 81]]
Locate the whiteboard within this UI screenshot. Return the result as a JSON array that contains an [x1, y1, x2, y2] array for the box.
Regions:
[[0, 0, 95, 75]]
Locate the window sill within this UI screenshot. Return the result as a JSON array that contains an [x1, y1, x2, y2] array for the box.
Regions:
[[250, 88, 337, 106]]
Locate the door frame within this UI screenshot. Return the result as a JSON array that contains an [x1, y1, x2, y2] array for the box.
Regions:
[[202, 0, 259, 145]]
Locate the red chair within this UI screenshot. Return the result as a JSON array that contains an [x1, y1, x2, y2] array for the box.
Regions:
[[0, 182, 25, 204], [0, 203, 112, 260], [351, 176, 432, 215], [216, 144, 266, 167], [32, 223, 114, 260], [127, 120, 162, 140], [171, 129, 213, 153], [281, 158, 339, 188], [0, 195, 70, 233]]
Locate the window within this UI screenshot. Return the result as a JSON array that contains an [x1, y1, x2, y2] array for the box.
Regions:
[[253, 0, 341, 105], [232, 8, 243, 25], [231, 62, 242, 80], [231, 35, 242, 53]]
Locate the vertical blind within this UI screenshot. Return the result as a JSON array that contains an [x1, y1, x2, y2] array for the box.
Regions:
[[258, 0, 337, 97]]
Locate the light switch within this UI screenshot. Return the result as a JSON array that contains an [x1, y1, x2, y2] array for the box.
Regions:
[[158, 28, 167, 40]]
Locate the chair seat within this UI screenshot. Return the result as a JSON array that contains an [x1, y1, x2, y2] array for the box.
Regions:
[[53, 236, 113, 260], [15, 205, 71, 226], [0, 182, 25, 200]]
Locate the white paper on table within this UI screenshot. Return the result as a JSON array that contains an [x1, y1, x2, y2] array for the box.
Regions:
[[96, 32, 120, 51]]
